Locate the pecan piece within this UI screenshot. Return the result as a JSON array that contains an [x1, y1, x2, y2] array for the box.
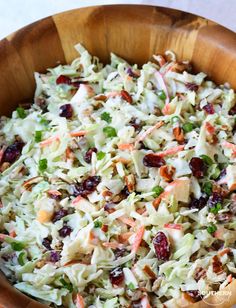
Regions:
[[212, 255, 223, 274], [159, 165, 175, 182], [173, 126, 184, 143], [194, 267, 206, 281], [143, 265, 156, 279], [125, 174, 136, 192]]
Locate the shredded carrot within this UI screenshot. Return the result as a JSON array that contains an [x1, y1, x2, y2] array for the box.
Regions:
[[118, 232, 133, 243], [205, 121, 215, 134], [131, 225, 145, 253], [76, 293, 85, 308], [156, 145, 185, 157], [65, 147, 73, 159], [39, 135, 60, 147], [118, 143, 134, 151], [102, 241, 124, 249], [89, 230, 99, 245], [47, 190, 62, 197], [70, 130, 87, 137], [72, 195, 83, 205], [140, 295, 151, 308], [164, 223, 182, 230], [9, 230, 16, 238], [0, 234, 10, 241], [227, 274, 233, 283], [162, 103, 173, 115], [136, 121, 164, 144], [118, 216, 136, 228]]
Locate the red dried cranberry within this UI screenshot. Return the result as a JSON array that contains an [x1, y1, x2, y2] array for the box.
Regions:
[[50, 251, 60, 262], [216, 212, 232, 223], [229, 105, 236, 115], [42, 237, 52, 250], [185, 83, 199, 92], [59, 104, 73, 119], [72, 176, 101, 198], [143, 154, 165, 168], [129, 117, 142, 131], [211, 239, 224, 251], [153, 231, 171, 261], [109, 266, 124, 286], [189, 157, 206, 178], [186, 290, 202, 302], [56, 75, 71, 85], [58, 225, 72, 237], [84, 147, 98, 163], [52, 209, 68, 223], [203, 103, 215, 114], [83, 176, 101, 191], [207, 192, 223, 209], [2, 141, 24, 164], [114, 248, 127, 259], [189, 196, 208, 210]]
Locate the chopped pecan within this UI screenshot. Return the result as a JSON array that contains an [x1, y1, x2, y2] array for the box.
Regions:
[[101, 224, 108, 232], [35, 259, 46, 269], [121, 90, 133, 104], [23, 176, 43, 191], [212, 255, 223, 274], [102, 190, 113, 199], [206, 134, 218, 145], [143, 265, 156, 279], [218, 248, 232, 257], [212, 184, 229, 197], [194, 267, 206, 281], [94, 94, 107, 101], [159, 165, 175, 182], [125, 174, 136, 192], [0, 162, 10, 172], [173, 126, 184, 143], [171, 61, 192, 73]]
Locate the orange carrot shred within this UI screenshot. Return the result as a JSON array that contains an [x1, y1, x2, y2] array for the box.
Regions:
[[131, 225, 145, 253]]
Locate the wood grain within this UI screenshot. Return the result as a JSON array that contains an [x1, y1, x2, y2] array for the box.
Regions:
[[0, 5, 235, 308]]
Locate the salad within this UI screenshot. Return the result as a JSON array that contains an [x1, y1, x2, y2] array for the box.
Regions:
[[0, 44, 236, 308]]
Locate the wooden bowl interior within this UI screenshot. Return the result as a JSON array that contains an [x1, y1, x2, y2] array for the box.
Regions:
[[0, 5, 235, 308]]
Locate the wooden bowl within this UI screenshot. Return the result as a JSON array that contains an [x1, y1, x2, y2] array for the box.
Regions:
[[0, 5, 236, 308]]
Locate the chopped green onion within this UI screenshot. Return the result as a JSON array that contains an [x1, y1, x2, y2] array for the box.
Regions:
[[127, 282, 136, 290], [200, 155, 213, 166], [171, 116, 180, 124], [35, 131, 42, 143], [18, 252, 26, 266], [157, 90, 166, 101], [39, 158, 48, 172], [103, 126, 117, 138], [11, 241, 25, 251], [101, 112, 112, 123], [182, 122, 194, 133], [97, 151, 105, 160], [39, 118, 49, 126], [16, 107, 26, 119], [210, 166, 221, 180], [60, 278, 73, 293], [210, 203, 222, 214], [202, 181, 213, 196], [94, 221, 102, 228], [152, 186, 164, 197], [207, 224, 217, 234]]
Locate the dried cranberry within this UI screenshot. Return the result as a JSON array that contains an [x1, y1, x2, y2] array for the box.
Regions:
[[52, 209, 68, 223], [72, 176, 101, 198], [189, 157, 206, 178], [153, 231, 171, 261], [211, 239, 224, 251], [59, 104, 73, 119], [143, 154, 165, 168], [189, 196, 208, 210], [129, 118, 142, 131], [42, 237, 52, 250], [203, 103, 215, 114], [56, 75, 71, 85], [208, 192, 223, 209], [109, 266, 124, 286], [50, 251, 60, 262], [84, 147, 98, 163], [83, 176, 101, 191], [2, 141, 24, 164], [186, 290, 202, 302], [216, 212, 232, 223], [229, 105, 236, 115], [59, 225, 72, 237], [185, 83, 199, 92], [114, 248, 127, 259]]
